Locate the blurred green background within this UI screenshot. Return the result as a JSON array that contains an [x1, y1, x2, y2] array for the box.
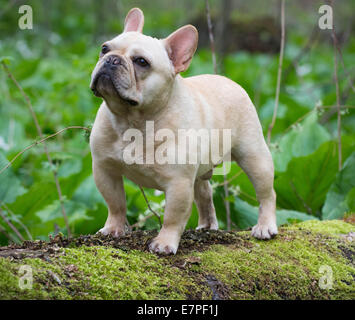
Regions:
[[0, 0, 354, 245]]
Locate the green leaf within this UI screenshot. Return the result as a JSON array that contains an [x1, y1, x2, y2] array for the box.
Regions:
[[56, 153, 83, 178], [272, 112, 331, 172], [233, 198, 258, 229], [276, 208, 319, 225], [7, 152, 92, 235], [274, 141, 338, 216], [0, 151, 27, 204], [322, 152, 355, 219], [233, 197, 317, 230], [0, 56, 13, 65], [8, 181, 58, 224], [274, 137, 355, 216]]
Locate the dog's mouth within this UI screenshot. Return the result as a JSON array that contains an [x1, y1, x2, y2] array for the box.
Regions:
[[90, 72, 138, 106]]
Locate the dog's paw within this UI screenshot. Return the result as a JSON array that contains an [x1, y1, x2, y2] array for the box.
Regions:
[[97, 225, 125, 238], [149, 236, 178, 255], [251, 223, 278, 240]]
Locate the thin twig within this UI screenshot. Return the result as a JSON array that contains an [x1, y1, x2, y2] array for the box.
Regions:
[[279, 105, 352, 138], [0, 207, 25, 242], [205, 0, 218, 74], [333, 33, 355, 93], [0, 126, 90, 175], [205, 0, 232, 230], [282, 108, 316, 136], [319, 105, 355, 109], [283, 24, 319, 80], [319, 84, 353, 124], [267, 0, 285, 144], [0, 201, 32, 240], [330, 2, 342, 170], [131, 212, 155, 229], [222, 163, 231, 230], [239, 190, 258, 204], [0, 224, 17, 243], [0, 0, 19, 19], [138, 186, 162, 229], [216, 171, 243, 187], [1, 62, 72, 237], [289, 181, 313, 215]]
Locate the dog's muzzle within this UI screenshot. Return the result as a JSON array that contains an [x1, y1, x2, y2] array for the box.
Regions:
[[90, 55, 138, 106], [90, 54, 121, 95]]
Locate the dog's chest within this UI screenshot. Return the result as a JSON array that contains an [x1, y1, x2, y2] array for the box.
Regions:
[[111, 136, 132, 163], [99, 133, 163, 189]]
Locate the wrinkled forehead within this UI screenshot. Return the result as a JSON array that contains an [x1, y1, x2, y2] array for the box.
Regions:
[[106, 32, 170, 65]]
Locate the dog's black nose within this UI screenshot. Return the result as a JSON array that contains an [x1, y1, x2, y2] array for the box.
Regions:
[[105, 55, 121, 66]]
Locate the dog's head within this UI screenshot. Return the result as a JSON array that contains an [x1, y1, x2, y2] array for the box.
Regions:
[[90, 8, 198, 111]]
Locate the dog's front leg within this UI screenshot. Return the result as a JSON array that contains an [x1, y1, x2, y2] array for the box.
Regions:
[[149, 178, 194, 255], [93, 163, 127, 237]]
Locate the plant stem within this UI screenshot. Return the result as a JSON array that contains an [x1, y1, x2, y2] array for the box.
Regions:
[[0, 126, 90, 175], [267, 0, 285, 144], [1, 62, 72, 237], [0, 208, 25, 242], [330, 2, 342, 170], [205, 0, 231, 230], [138, 186, 162, 229], [0, 201, 32, 240]]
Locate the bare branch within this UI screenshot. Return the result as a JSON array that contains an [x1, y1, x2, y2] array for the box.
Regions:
[[216, 171, 243, 187], [205, 0, 218, 74], [333, 34, 355, 93], [0, 126, 90, 175], [205, 0, 232, 230], [138, 186, 162, 229], [330, 1, 342, 170], [131, 212, 155, 229], [0, 224, 17, 243], [289, 181, 313, 215], [0, 201, 32, 240], [0, 207, 25, 242], [0, 0, 20, 19], [267, 0, 286, 144], [283, 24, 319, 80]]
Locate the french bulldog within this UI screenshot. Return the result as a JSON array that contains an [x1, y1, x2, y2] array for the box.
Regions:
[[89, 8, 277, 255]]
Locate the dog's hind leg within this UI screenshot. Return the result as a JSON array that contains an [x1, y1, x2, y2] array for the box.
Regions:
[[194, 178, 218, 230], [232, 138, 277, 239]]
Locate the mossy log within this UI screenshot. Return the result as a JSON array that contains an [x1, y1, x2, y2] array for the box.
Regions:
[[0, 220, 354, 300]]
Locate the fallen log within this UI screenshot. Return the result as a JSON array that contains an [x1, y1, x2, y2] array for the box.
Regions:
[[0, 220, 354, 300]]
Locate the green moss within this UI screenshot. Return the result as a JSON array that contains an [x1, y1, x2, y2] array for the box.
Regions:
[[0, 255, 72, 299], [194, 232, 354, 299], [57, 246, 204, 299], [0, 246, 207, 300], [0, 220, 354, 300], [288, 219, 355, 235]]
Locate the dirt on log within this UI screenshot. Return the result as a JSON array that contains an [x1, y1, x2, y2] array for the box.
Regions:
[[0, 220, 354, 300]]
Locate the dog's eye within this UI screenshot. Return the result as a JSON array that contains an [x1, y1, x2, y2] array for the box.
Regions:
[[101, 45, 110, 55], [133, 57, 149, 67]]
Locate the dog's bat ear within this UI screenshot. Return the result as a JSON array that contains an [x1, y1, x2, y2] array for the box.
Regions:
[[124, 8, 144, 33], [164, 25, 198, 74]]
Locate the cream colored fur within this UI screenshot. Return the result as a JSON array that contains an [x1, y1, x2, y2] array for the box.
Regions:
[[90, 8, 277, 255]]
